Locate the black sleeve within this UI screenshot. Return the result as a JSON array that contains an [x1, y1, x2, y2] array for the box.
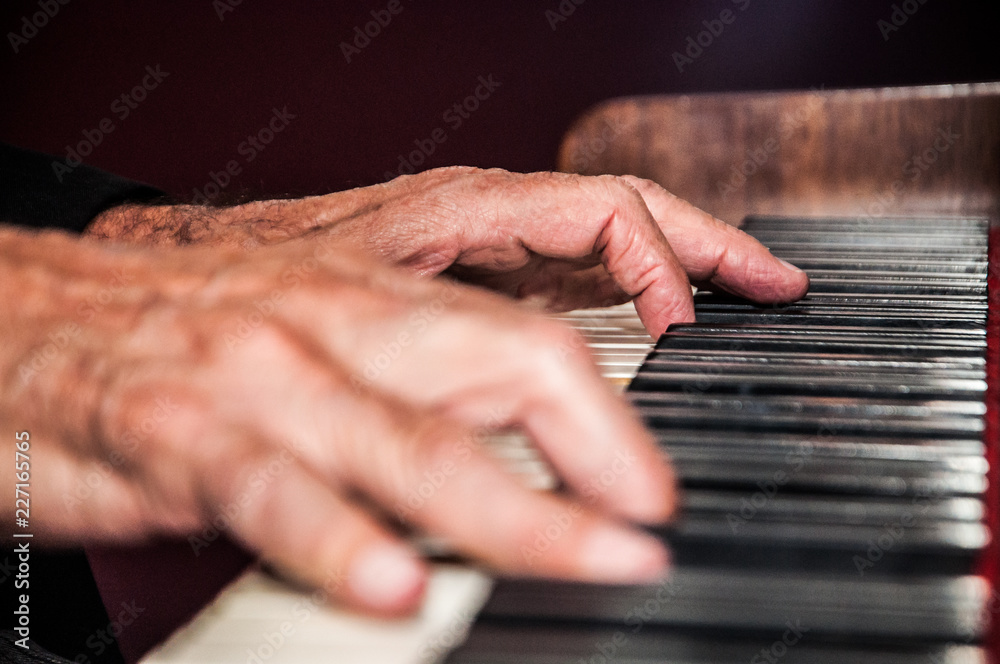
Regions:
[[0, 142, 167, 233]]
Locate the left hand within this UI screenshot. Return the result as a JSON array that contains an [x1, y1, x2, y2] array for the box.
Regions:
[[87, 167, 808, 335]]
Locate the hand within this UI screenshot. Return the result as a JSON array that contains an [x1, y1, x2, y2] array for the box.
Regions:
[[86, 168, 808, 335], [1, 227, 675, 616]]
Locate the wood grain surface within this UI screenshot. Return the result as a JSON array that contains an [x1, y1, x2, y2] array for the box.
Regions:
[[557, 83, 1000, 227]]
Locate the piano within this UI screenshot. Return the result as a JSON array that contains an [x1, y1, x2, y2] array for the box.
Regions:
[[139, 83, 999, 663]]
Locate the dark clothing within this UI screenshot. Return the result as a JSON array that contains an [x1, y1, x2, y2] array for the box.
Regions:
[[0, 143, 164, 233]]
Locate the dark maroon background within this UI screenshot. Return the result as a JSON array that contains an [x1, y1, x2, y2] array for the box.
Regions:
[[2, 1, 999, 661], [2, 1, 999, 202]]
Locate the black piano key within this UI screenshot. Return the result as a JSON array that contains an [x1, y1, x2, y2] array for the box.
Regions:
[[634, 401, 984, 438], [663, 324, 987, 346], [741, 215, 989, 230], [695, 312, 987, 329], [695, 293, 989, 312], [630, 368, 985, 399], [803, 277, 986, 296], [653, 430, 987, 457], [670, 456, 987, 497], [478, 571, 988, 641], [650, 335, 986, 358], [749, 234, 988, 249], [446, 623, 988, 664], [643, 351, 986, 374], [640, 359, 986, 382], [761, 258, 989, 273]]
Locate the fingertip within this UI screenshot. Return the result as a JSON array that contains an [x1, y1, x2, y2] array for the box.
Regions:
[[577, 523, 672, 583], [773, 257, 811, 301], [348, 542, 429, 616], [636, 293, 695, 337]]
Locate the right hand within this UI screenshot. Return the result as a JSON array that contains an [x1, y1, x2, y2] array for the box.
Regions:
[[1, 226, 675, 616]]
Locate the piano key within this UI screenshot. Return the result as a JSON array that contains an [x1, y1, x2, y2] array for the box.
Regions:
[[698, 314, 986, 330], [659, 519, 989, 576], [639, 360, 986, 382], [447, 622, 990, 664], [671, 455, 987, 496], [742, 215, 989, 229], [643, 350, 986, 374], [764, 258, 989, 273], [653, 430, 988, 458], [635, 403, 984, 438], [695, 292, 989, 310], [629, 374, 986, 401], [749, 233, 988, 248], [666, 323, 987, 343], [804, 279, 986, 296], [651, 335, 986, 358], [680, 489, 985, 523], [479, 571, 989, 641]]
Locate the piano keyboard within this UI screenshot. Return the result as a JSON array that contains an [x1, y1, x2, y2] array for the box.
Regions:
[[445, 216, 995, 664]]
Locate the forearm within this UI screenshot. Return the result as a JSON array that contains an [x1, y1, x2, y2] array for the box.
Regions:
[[84, 187, 377, 249]]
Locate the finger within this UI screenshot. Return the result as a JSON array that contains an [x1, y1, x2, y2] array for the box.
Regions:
[[228, 312, 674, 535], [376, 418, 671, 583], [264, 381, 671, 583], [454, 258, 633, 313], [619, 175, 809, 303], [451, 170, 697, 334], [201, 434, 428, 616], [298, 292, 675, 524]]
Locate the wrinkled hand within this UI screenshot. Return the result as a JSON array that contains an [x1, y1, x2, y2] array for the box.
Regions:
[[2, 227, 676, 616], [87, 168, 808, 335]]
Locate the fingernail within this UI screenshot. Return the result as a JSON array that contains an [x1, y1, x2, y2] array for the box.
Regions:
[[579, 525, 671, 583], [778, 258, 805, 273], [350, 543, 426, 610]]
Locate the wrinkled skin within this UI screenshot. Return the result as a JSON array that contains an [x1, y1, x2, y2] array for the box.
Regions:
[[3, 167, 807, 615]]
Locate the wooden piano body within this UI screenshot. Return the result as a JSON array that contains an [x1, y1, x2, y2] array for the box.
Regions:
[[136, 83, 1000, 663]]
